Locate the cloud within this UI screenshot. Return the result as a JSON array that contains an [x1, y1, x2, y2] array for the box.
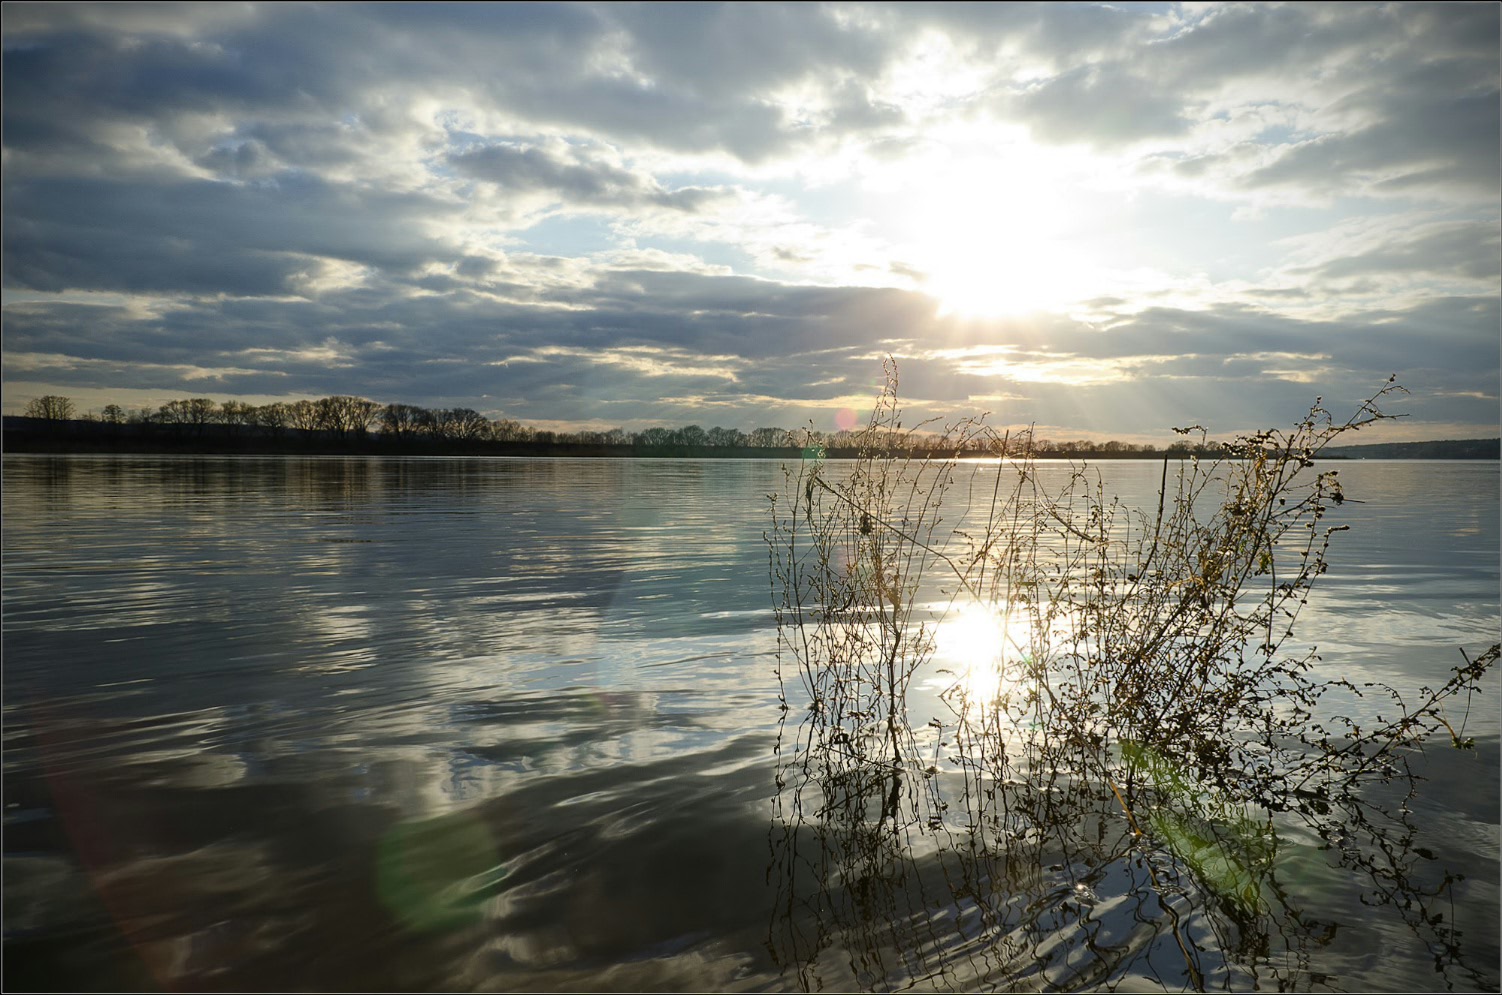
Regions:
[[2, 3, 1496, 441], [6, 256, 1494, 433], [3, 172, 447, 295], [1297, 220, 1502, 285], [1174, 4, 1499, 203], [448, 141, 725, 213], [1010, 63, 1191, 147], [1242, 84, 1499, 201]]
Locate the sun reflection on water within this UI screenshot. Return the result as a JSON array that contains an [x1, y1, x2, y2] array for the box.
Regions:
[[932, 601, 1034, 707]]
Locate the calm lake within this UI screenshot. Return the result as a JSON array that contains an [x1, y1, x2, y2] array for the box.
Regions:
[[3, 455, 1497, 992]]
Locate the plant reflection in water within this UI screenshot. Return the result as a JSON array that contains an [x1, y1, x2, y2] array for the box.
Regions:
[[766, 362, 1497, 991]]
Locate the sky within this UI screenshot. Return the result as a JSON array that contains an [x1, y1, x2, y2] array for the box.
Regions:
[[3, 1, 1498, 443]]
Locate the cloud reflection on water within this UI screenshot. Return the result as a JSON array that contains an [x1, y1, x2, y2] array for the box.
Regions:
[[1, 455, 1495, 991]]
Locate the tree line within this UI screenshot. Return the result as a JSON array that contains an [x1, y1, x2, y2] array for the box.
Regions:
[[18, 392, 1225, 456], [23, 393, 812, 449]]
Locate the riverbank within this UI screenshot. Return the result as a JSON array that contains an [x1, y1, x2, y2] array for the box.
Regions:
[[5, 416, 1496, 460]]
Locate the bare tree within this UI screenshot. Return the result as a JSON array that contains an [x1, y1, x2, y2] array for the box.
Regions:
[[253, 402, 291, 438], [287, 399, 320, 431], [491, 418, 529, 441], [156, 399, 192, 426], [380, 403, 428, 439], [749, 426, 790, 448], [434, 408, 490, 441], [316, 395, 381, 438], [675, 424, 709, 447], [218, 400, 254, 427], [186, 398, 216, 428], [24, 395, 75, 421], [711, 426, 747, 448], [156, 398, 216, 434]]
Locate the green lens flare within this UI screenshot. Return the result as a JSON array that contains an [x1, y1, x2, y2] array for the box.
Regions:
[[375, 811, 505, 933]]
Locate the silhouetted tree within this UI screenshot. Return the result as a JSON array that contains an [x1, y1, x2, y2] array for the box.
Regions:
[[25, 395, 75, 421], [253, 402, 291, 438], [434, 407, 489, 442], [187, 398, 216, 428], [287, 399, 320, 431], [380, 403, 428, 439], [705, 425, 745, 447], [159, 399, 186, 430], [491, 418, 529, 442], [218, 400, 254, 434], [675, 424, 709, 447], [748, 427, 789, 448], [156, 398, 215, 434], [316, 395, 381, 438]]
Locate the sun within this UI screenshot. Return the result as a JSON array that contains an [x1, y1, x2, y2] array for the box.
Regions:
[[893, 147, 1094, 317], [919, 238, 1081, 318]]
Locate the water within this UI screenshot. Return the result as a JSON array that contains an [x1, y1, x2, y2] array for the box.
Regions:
[[2, 455, 1497, 991]]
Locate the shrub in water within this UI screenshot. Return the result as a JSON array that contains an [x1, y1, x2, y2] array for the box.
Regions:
[[767, 361, 1497, 991]]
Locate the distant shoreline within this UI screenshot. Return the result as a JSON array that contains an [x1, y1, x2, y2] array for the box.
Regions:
[[5, 416, 1497, 460]]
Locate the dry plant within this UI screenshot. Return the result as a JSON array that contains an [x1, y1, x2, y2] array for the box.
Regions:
[[767, 360, 1497, 991]]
